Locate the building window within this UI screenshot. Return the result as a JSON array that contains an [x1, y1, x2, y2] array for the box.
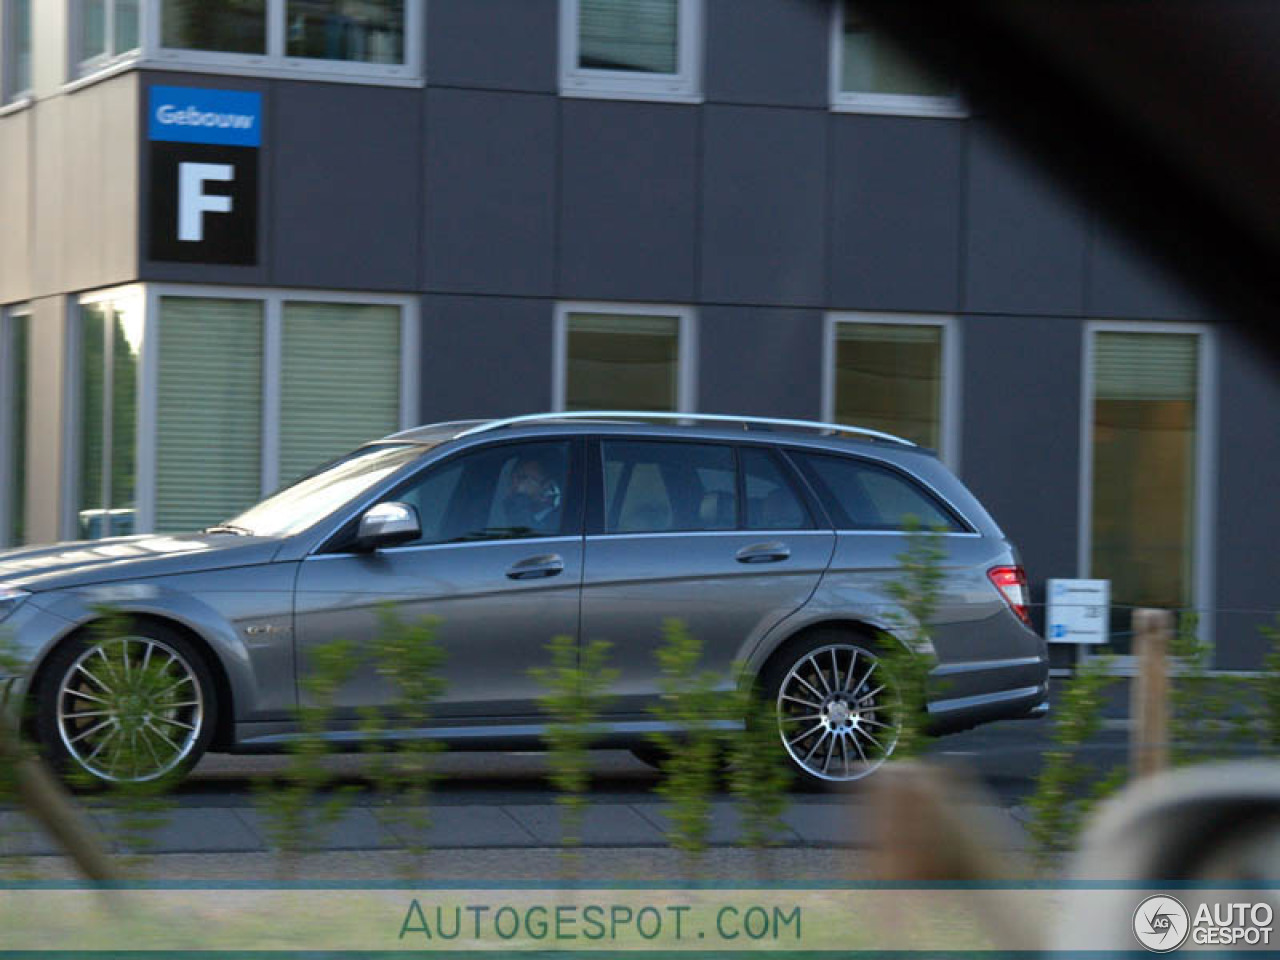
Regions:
[[1, 306, 30, 547], [1083, 325, 1214, 654], [73, 286, 418, 539], [161, 0, 267, 55], [156, 0, 420, 81], [825, 314, 959, 464], [2, 0, 32, 103], [75, 290, 144, 540], [555, 303, 694, 413], [73, 0, 141, 77], [154, 296, 264, 533], [560, 0, 702, 102], [279, 300, 403, 485], [830, 1, 963, 117]]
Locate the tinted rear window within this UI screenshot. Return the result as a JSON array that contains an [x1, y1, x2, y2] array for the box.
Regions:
[[795, 452, 965, 532]]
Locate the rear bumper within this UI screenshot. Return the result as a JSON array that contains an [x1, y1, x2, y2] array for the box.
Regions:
[[925, 652, 1050, 735]]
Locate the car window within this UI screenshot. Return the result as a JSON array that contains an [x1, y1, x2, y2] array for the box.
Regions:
[[389, 440, 574, 545], [741, 447, 813, 530], [602, 441, 737, 533], [796, 452, 964, 532]]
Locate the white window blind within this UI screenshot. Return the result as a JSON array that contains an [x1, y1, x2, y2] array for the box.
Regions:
[[155, 297, 264, 532], [280, 302, 401, 485], [1095, 331, 1198, 401], [580, 0, 678, 74]]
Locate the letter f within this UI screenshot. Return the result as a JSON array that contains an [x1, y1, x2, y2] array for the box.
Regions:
[[178, 162, 234, 242]]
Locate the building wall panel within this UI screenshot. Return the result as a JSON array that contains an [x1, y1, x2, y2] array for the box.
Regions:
[[700, 105, 827, 306]]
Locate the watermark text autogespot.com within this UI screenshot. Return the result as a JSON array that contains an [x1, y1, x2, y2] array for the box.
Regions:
[[398, 900, 803, 945]]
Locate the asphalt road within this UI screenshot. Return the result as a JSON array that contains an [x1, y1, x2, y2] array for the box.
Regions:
[[177, 717, 1118, 809]]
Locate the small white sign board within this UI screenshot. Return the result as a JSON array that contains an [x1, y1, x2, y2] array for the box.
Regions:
[[1046, 578, 1110, 644]]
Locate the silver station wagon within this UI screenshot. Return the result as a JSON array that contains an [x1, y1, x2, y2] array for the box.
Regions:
[[0, 413, 1048, 788]]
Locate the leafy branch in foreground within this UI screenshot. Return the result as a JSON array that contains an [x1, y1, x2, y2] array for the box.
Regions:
[[726, 678, 791, 870], [1025, 652, 1120, 864], [880, 517, 947, 762], [531, 634, 618, 875], [253, 635, 356, 877], [365, 608, 446, 876], [647, 619, 724, 873]]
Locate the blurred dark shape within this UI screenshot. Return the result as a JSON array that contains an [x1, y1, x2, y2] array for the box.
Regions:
[[855, 1, 1280, 358]]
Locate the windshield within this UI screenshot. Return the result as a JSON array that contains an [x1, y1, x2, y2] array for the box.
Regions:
[[225, 444, 428, 538]]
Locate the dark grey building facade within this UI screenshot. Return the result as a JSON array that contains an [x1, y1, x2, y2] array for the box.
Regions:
[[1, 0, 1278, 668]]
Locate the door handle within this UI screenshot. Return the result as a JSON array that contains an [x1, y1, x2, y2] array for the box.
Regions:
[[736, 542, 791, 564], [506, 554, 565, 580]]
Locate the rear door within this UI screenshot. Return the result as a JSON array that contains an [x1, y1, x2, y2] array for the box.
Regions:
[[581, 438, 835, 716]]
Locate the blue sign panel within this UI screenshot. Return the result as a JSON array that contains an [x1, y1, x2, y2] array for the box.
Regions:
[[148, 86, 262, 147]]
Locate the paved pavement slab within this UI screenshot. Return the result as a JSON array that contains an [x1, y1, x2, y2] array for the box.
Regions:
[[375, 805, 537, 848], [508, 803, 667, 846], [633, 802, 802, 847], [236, 806, 400, 852], [0, 812, 62, 856], [90, 807, 263, 854]]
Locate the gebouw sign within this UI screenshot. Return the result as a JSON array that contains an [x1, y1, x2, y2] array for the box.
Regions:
[[148, 85, 260, 265]]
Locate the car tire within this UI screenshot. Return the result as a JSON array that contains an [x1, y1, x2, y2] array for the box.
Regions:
[[759, 628, 903, 790], [34, 620, 218, 787]]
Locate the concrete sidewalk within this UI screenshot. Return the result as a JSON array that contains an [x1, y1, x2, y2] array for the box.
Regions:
[[0, 796, 1031, 858]]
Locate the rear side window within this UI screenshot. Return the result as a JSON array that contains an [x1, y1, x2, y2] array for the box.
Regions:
[[602, 441, 737, 533], [741, 447, 813, 530], [796, 452, 965, 532]]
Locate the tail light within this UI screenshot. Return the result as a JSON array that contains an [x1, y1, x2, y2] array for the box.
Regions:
[[988, 565, 1031, 625]]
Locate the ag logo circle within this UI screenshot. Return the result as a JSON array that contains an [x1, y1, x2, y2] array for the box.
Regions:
[[1133, 895, 1190, 952]]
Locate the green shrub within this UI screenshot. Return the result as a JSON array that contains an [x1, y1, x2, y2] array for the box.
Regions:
[[1025, 653, 1121, 864], [646, 619, 724, 872], [364, 608, 447, 875], [253, 635, 357, 877], [531, 634, 618, 874], [881, 517, 947, 761]]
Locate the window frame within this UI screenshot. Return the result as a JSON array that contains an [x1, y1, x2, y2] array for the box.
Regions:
[[553, 301, 697, 414], [2, 0, 33, 105], [69, 0, 143, 81], [68, 0, 423, 87], [151, 0, 422, 84], [0, 303, 31, 547], [828, 1, 966, 118], [1078, 320, 1218, 661], [559, 0, 703, 104], [822, 312, 962, 470], [67, 283, 420, 539]]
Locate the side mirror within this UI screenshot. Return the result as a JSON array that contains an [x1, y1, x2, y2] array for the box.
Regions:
[[354, 502, 421, 552]]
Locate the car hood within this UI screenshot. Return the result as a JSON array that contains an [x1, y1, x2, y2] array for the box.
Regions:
[[0, 532, 284, 593]]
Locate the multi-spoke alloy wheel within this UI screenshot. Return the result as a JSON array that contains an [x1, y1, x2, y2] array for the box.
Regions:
[[37, 625, 215, 786], [775, 641, 900, 783]]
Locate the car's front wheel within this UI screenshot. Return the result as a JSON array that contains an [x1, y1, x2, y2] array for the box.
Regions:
[[762, 631, 902, 787], [35, 621, 216, 786]]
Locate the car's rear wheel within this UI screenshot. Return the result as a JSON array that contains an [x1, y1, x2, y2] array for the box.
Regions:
[[35, 622, 216, 786], [762, 630, 902, 787]]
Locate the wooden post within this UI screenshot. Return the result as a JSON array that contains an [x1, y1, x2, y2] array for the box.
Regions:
[[0, 718, 121, 885], [1131, 608, 1171, 778]]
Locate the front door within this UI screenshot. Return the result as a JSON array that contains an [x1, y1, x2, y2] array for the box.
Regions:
[[294, 438, 584, 721]]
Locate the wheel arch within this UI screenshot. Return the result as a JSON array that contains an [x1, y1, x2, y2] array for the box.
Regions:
[[25, 611, 236, 752], [747, 617, 911, 688]]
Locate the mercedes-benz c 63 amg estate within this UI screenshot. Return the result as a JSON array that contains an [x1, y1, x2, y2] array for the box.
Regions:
[[0, 412, 1048, 788]]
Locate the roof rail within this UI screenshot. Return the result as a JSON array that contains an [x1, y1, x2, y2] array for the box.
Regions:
[[453, 411, 916, 446]]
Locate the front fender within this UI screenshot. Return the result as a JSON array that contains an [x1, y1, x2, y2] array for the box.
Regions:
[[22, 563, 297, 725]]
